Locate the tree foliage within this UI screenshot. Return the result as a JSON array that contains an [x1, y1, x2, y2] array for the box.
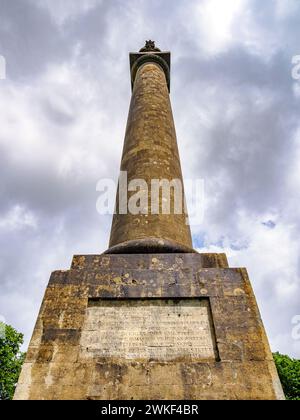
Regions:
[[273, 352, 300, 400], [0, 322, 25, 400]]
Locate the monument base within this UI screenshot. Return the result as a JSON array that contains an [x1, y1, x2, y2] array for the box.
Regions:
[[14, 253, 284, 400]]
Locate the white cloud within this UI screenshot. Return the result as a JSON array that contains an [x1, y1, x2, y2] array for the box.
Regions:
[[34, 0, 101, 25], [193, 0, 247, 55], [0, 205, 37, 231], [275, 0, 300, 20]]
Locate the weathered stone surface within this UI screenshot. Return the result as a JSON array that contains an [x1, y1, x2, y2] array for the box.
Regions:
[[109, 61, 193, 252], [14, 253, 284, 400]]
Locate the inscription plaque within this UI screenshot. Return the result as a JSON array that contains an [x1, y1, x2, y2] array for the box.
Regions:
[[80, 299, 218, 361]]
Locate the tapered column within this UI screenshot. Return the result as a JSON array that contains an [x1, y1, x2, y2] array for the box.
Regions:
[[108, 42, 193, 253]]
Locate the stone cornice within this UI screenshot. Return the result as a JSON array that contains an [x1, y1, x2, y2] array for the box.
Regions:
[[130, 52, 171, 92]]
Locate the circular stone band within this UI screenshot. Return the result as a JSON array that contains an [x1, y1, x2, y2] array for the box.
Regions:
[[104, 237, 196, 255], [131, 54, 170, 92]]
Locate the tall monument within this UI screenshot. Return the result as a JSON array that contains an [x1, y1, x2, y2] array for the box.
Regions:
[[14, 42, 284, 400]]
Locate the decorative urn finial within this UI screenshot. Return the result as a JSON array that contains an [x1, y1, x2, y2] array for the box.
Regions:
[[139, 40, 161, 52]]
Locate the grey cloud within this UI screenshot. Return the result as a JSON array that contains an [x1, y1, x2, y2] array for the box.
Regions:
[[0, 0, 71, 79], [174, 47, 299, 232]]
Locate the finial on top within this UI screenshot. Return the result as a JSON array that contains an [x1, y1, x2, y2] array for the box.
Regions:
[[139, 40, 161, 53]]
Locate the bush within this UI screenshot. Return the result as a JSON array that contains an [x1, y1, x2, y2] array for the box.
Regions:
[[0, 323, 26, 400], [273, 352, 300, 400]]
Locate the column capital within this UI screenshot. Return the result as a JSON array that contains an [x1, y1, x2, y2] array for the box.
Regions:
[[130, 49, 171, 92]]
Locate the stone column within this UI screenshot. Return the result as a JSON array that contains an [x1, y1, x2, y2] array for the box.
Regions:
[[108, 43, 193, 253]]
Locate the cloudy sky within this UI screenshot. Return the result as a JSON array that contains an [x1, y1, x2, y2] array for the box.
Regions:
[[0, 0, 299, 358]]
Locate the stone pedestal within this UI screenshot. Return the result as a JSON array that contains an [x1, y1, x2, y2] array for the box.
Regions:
[[14, 253, 284, 400]]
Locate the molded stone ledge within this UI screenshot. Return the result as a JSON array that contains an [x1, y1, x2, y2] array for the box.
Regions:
[[71, 253, 229, 270]]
